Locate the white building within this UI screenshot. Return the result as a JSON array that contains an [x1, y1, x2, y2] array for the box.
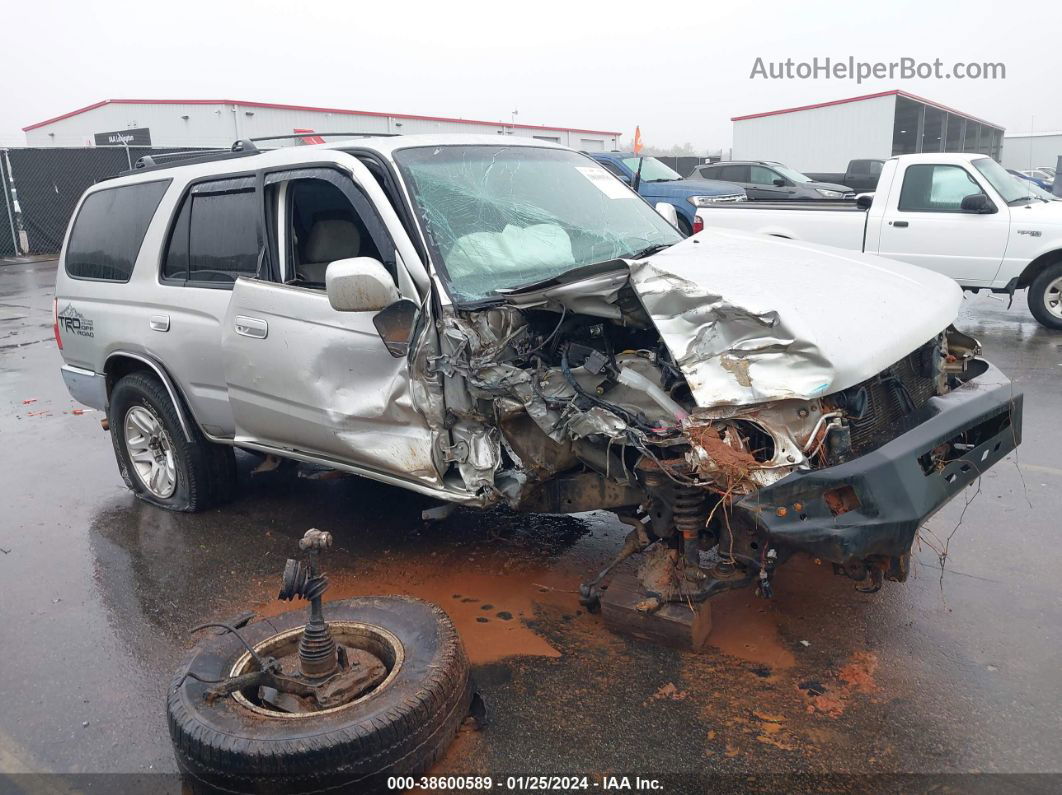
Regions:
[[1001, 131, 1062, 173], [22, 99, 620, 151], [731, 90, 1004, 173]]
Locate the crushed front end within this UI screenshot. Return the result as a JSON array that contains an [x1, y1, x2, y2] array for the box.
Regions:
[[426, 260, 1022, 608]]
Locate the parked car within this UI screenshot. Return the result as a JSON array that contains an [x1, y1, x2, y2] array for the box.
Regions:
[[55, 135, 1020, 617], [1016, 169, 1054, 191], [588, 151, 746, 235], [1008, 168, 1054, 194], [697, 152, 1062, 329], [804, 159, 885, 194], [690, 160, 855, 200]]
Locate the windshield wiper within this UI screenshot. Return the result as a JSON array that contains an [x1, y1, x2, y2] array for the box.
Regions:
[[626, 243, 673, 260], [1008, 196, 1037, 205]]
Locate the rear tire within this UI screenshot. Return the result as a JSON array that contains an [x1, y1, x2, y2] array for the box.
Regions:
[[676, 214, 693, 237], [108, 371, 236, 511], [1028, 262, 1062, 330]]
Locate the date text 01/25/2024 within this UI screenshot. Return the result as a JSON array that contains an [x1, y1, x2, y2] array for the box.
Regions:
[[386, 776, 663, 791]]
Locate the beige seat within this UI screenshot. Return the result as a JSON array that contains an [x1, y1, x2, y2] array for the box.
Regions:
[[296, 219, 361, 283]]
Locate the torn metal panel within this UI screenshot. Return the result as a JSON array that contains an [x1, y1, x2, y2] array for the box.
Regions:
[[629, 230, 962, 408]]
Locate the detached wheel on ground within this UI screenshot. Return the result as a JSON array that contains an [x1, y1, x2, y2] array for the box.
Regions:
[[167, 596, 472, 794], [108, 371, 236, 511], [1028, 262, 1062, 330]]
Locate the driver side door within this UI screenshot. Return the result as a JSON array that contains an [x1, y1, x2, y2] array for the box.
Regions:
[[221, 165, 442, 488]]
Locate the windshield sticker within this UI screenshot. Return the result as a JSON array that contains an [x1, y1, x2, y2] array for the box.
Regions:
[[576, 166, 636, 200]]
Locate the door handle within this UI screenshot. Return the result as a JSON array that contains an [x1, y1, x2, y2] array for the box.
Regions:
[[891, 221, 909, 228], [234, 316, 268, 339], [149, 314, 170, 332]]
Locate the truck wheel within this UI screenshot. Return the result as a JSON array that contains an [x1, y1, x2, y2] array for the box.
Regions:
[[1028, 263, 1062, 330], [676, 215, 693, 237], [167, 597, 472, 794], [108, 372, 236, 512]]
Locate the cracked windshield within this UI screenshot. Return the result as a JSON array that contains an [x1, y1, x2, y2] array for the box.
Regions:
[[395, 145, 681, 301]]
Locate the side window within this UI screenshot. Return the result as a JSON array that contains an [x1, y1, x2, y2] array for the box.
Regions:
[[849, 161, 869, 177], [66, 180, 169, 281], [264, 170, 393, 290], [898, 165, 983, 212], [698, 166, 718, 179], [598, 160, 629, 179], [716, 165, 750, 182], [285, 179, 383, 287], [749, 166, 781, 186], [162, 178, 260, 286]]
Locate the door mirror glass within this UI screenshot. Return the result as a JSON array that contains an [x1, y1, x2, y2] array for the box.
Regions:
[[772, 178, 787, 187], [960, 193, 994, 213], [855, 193, 875, 210], [325, 257, 399, 312], [654, 202, 679, 227], [373, 298, 419, 358]]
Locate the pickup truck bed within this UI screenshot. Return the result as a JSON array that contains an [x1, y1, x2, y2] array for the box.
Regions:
[[697, 153, 1062, 329]]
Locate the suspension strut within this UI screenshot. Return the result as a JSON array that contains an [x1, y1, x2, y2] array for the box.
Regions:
[[673, 485, 709, 567], [278, 529, 338, 679]]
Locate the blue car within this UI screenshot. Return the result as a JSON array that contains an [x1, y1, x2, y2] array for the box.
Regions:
[[1008, 169, 1053, 192], [589, 152, 746, 235]]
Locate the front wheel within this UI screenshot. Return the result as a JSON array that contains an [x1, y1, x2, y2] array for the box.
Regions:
[[108, 372, 236, 511], [1028, 263, 1062, 330]]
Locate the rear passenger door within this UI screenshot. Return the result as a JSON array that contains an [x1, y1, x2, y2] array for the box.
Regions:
[[220, 163, 441, 487], [153, 175, 263, 437], [709, 164, 752, 196]]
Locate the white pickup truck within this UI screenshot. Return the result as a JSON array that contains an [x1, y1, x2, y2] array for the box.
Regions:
[[696, 153, 1062, 330]]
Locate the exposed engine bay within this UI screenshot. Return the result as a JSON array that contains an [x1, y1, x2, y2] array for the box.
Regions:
[[425, 262, 985, 609]]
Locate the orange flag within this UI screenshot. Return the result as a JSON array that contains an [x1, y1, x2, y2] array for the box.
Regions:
[[633, 126, 643, 155]]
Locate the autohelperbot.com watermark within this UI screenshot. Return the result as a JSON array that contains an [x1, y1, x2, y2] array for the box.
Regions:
[[750, 56, 1005, 83]]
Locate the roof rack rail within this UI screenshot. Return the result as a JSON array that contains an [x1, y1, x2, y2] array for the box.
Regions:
[[250, 131, 400, 144], [120, 139, 261, 176]]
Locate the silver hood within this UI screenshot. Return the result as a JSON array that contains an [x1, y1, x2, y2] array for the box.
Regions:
[[629, 228, 962, 408]]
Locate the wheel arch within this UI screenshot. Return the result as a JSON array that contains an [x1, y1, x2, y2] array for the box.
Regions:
[[1016, 249, 1062, 288], [104, 352, 194, 442]]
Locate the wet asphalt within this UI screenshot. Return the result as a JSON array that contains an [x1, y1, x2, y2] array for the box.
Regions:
[[1, 258, 1060, 792]]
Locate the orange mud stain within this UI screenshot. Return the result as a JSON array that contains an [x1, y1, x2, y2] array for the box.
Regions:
[[802, 650, 881, 718], [250, 558, 583, 663], [704, 590, 796, 669], [838, 650, 879, 693]]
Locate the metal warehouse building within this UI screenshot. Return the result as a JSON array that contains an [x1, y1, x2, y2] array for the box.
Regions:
[[731, 90, 1005, 173], [1001, 131, 1062, 172], [22, 99, 620, 151]]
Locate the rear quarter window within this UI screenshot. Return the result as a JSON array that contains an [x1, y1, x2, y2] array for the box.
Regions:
[[65, 180, 170, 281]]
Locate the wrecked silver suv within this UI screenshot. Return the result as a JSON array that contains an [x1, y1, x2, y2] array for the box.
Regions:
[[55, 135, 1022, 605]]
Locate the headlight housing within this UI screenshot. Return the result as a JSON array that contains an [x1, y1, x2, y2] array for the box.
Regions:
[[687, 194, 744, 207], [815, 188, 844, 198]]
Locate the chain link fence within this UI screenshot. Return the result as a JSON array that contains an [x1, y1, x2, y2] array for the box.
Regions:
[[0, 145, 205, 257]]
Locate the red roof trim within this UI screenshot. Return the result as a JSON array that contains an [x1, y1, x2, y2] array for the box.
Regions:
[[731, 89, 1003, 130], [24, 98, 622, 136]]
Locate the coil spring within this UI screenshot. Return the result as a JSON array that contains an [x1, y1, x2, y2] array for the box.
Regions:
[[673, 486, 708, 536]]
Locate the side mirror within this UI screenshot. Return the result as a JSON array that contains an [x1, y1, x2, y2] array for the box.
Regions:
[[325, 258, 399, 312], [960, 193, 994, 214], [772, 178, 787, 187], [373, 299, 420, 358], [855, 193, 874, 210], [654, 202, 680, 227]]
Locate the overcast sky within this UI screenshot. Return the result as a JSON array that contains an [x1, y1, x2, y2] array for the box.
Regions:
[[3, 0, 1058, 149]]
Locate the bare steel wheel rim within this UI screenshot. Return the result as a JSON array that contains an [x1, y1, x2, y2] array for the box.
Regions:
[[124, 405, 177, 498], [1045, 276, 1062, 320], [228, 621, 405, 719]]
